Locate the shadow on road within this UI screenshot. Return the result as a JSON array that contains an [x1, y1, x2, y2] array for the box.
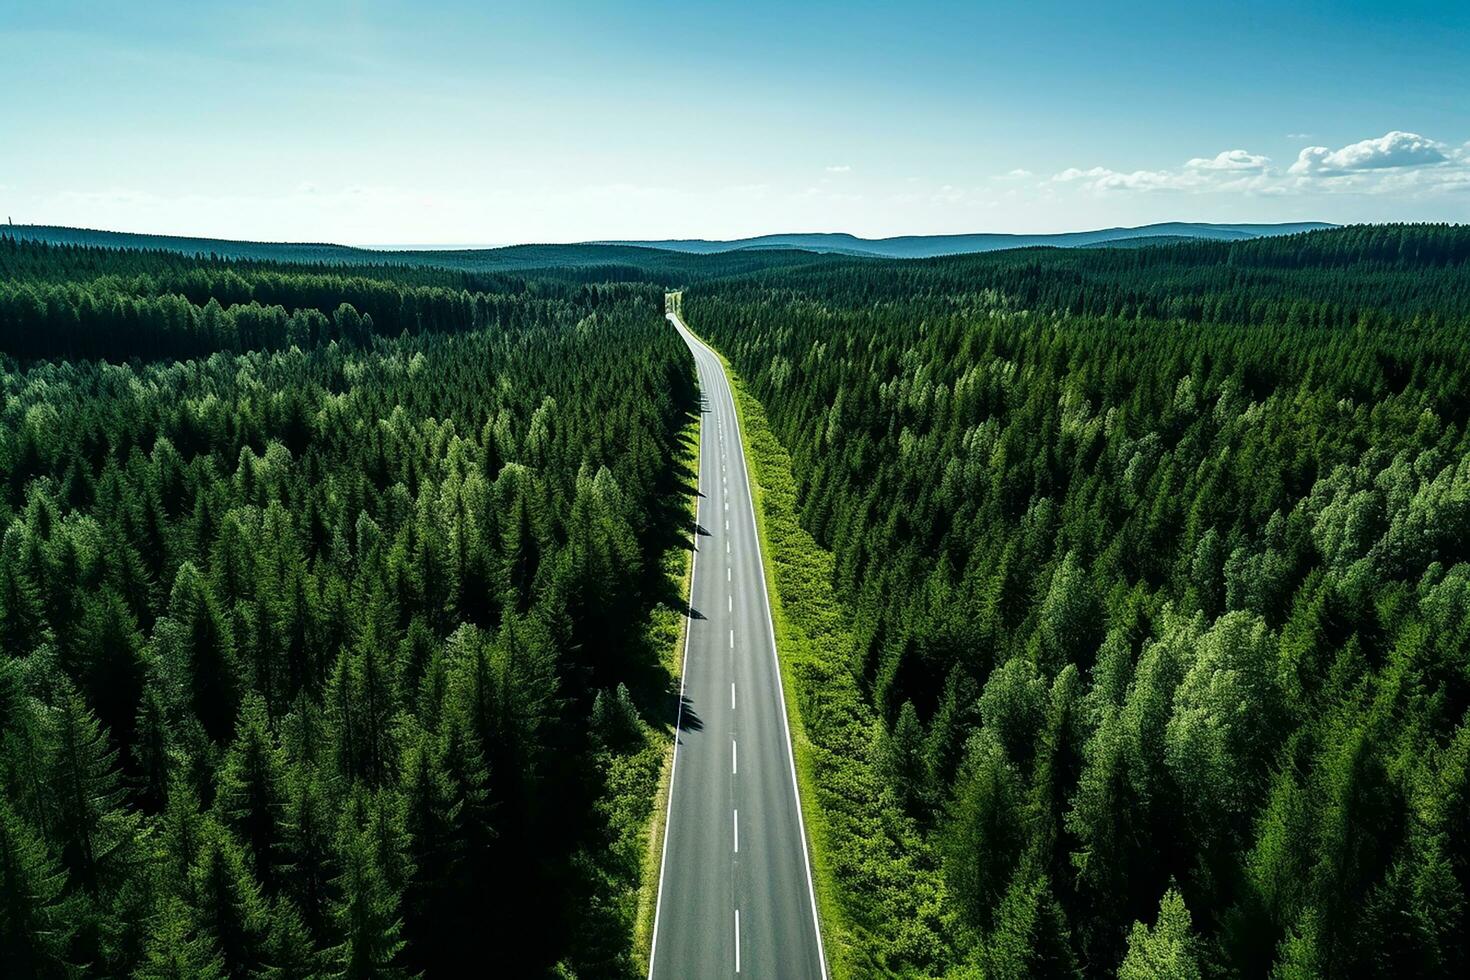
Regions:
[[677, 696, 704, 734]]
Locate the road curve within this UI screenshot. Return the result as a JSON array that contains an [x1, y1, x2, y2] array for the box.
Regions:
[[648, 310, 826, 979]]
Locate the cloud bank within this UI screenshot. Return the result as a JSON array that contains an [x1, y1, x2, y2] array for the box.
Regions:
[[1047, 131, 1466, 198], [1289, 131, 1448, 175]]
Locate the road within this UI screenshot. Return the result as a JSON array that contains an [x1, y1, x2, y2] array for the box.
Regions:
[[648, 310, 827, 979]]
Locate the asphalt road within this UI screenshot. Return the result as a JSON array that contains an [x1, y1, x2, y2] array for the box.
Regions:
[[648, 311, 827, 979]]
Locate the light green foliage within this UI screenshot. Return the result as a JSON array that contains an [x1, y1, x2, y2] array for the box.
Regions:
[[1119, 888, 1202, 980]]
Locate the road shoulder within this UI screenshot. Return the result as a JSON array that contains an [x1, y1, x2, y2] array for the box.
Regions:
[[631, 403, 701, 974]]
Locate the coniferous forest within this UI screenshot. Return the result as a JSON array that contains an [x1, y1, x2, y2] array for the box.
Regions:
[[0, 236, 699, 977], [3, 224, 1470, 978], [685, 223, 1470, 978]]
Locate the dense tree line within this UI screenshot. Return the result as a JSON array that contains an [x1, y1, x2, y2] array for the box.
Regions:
[[0, 249, 697, 976], [686, 223, 1470, 976], [3, 231, 838, 294], [710, 223, 1470, 340]]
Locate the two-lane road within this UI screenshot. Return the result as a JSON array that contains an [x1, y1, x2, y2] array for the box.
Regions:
[[648, 311, 826, 979]]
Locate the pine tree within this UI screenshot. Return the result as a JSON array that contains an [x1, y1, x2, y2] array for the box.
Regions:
[[942, 730, 1023, 931], [189, 821, 269, 980], [0, 800, 79, 978], [878, 700, 930, 813], [326, 595, 402, 789], [47, 683, 143, 898], [159, 776, 206, 904], [136, 897, 226, 980], [1120, 888, 1203, 980], [214, 695, 287, 888], [328, 823, 408, 980], [67, 587, 147, 757], [400, 727, 463, 975], [131, 680, 175, 813], [278, 766, 337, 944], [260, 896, 323, 980], [981, 866, 1080, 979], [160, 562, 240, 743], [0, 522, 49, 656]]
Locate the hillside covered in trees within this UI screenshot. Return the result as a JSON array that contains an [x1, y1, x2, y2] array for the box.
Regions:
[[685, 223, 1470, 977], [0, 238, 704, 977]]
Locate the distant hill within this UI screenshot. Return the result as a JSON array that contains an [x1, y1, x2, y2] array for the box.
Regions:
[[1, 224, 686, 269], [1076, 234, 1200, 249], [599, 222, 1336, 258], [3, 222, 1337, 279], [0, 225, 840, 282]]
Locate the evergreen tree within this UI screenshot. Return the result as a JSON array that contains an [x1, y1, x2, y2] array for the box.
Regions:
[[214, 695, 287, 888], [942, 730, 1023, 932], [328, 823, 408, 980], [0, 800, 79, 978], [189, 821, 269, 980], [136, 897, 227, 980], [1119, 888, 1203, 980]]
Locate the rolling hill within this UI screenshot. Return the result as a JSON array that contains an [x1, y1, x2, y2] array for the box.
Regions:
[[4, 221, 1336, 271], [599, 222, 1336, 258]]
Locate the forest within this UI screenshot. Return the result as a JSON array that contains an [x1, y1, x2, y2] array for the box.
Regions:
[[684, 223, 1470, 977], [3, 223, 1470, 978], [0, 236, 699, 977]]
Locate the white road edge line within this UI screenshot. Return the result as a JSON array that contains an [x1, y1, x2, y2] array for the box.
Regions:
[[646, 334, 705, 980], [674, 312, 831, 979]]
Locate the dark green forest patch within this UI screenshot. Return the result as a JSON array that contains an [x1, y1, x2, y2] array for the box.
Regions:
[[0, 241, 698, 977]]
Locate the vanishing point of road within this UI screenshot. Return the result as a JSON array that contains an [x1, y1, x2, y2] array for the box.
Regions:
[[648, 308, 827, 979]]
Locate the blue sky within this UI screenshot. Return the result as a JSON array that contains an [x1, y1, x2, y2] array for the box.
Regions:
[[2, 0, 1467, 243]]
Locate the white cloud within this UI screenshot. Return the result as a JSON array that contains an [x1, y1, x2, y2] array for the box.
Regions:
[[1289, 131, 1448, 175], [1051, 165, 1216, 193], [1186, 149, 1270, 172], [1286, 133, 1315, 140], [825, 164, 852, 173], [1047, 130, 1467, 200]]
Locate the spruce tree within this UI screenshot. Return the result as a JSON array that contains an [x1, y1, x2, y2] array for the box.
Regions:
[[0, 800, 79, 978], [328, 824, 408, 980], [214, 695, 287, 888]]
